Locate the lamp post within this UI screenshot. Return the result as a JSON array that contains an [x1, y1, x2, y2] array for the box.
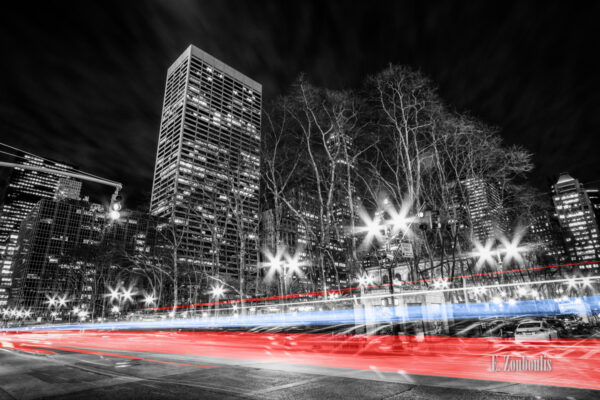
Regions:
[[105, 283, 136, 320], [210, 284, 225, 317]]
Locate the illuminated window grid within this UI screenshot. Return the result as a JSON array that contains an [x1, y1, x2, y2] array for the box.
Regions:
[[150, 45, 261, 278]]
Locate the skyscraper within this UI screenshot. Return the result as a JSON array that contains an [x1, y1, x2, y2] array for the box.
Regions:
[[460, 178, 506, 244], [552, 173, 600, 263], [150, 45, 261, 289], [0, 153, 79, 305], [529, 209, 568, 263], [9, 197, 161, 315]]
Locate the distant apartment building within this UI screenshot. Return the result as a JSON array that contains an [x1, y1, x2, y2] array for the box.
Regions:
[[9, 197, 160, 315], [149, 45, 261, 290], [552, 173, 600, 263], [0, 153, 79, 305]]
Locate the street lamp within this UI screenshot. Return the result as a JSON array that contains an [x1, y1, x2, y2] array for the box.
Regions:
[[121, 285, 136, 303], [210, 284, 225, 298], [357, 273, 374, 288], [498, 232, 527, 266], [143, 293, 156, 307], [210, 284, 226, 317], [262, 247, 286, 296], [433, 278, 449, 290], [105, 283, 136, 318], [471, 240, 497, 270], [45, 294, 57, 309], [357, 273, 374, 304], [78, 310, 89, 321]]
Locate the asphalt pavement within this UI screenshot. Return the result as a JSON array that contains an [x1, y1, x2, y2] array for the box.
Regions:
[[0, 346, 597, 400]]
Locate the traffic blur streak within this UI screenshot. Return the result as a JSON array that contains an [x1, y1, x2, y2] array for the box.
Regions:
[[3, 295, 599, 332], [1, 330, 600, 390]]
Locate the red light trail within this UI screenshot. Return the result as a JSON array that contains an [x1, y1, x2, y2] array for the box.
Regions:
[[2, 330, 600, 390]]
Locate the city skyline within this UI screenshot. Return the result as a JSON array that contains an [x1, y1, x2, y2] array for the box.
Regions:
[[1, 4, 600, 399], [1, 1, 599, 208]]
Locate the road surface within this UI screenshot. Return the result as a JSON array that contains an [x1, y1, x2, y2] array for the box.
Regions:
[[1, 330, 598, 399]]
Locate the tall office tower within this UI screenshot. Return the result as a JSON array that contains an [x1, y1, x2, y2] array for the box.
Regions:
[[552, 173, 600, 263], [0, 153, 78, 305], [150, 45, 261, 291], [461, 178, 506, 244]]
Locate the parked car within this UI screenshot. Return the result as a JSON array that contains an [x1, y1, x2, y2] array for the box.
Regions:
[[544, 317, 568, 337], [514, 320, 558, 340], [482, 319, 519, 338]]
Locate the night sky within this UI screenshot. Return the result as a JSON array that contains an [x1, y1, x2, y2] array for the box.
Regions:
[[1, 0, 598, 208]]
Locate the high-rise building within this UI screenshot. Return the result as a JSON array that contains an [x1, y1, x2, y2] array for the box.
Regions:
[[529, 209, 568, 263], [552, 173, 600, 263], [150, 45, 261, 287], [9, 197, 160, 315], [0, 153, 79, 305], [460, 178, 506, 244]]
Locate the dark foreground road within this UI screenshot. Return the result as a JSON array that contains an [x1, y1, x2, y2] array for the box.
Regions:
[[0, 347, 597, 400]]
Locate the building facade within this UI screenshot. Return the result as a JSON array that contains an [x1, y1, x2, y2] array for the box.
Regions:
[[552, 173, 600, 263], [0, 153, 79, 305], [149, 45, 261, 288], [529, 210, 568, 263], [9, 197, 161, 316], [460, 178, 506, 244]]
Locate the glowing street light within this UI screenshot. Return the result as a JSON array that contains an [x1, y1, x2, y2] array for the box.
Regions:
[[283, 251, 306, 278], [471, 239, 497, 270], [143, 293, 156, 307], [499, 232, 527, 265], [582, 277, 591, 287], [121, 285, 136, 303], [45, 294, 57, 308], [78, 310, 89, 320], [357, 208, 386, 250], [383, 197, 415, 237], [473, 286, 486, 296], [57, 294, 69, 308], [210, 284, 226, 299], [357, 274, 374, 288], [111, 305, 120, 314], [106, 285, 120, 302], [262, 247, 285, 280], [433, 279, 449, 290]]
